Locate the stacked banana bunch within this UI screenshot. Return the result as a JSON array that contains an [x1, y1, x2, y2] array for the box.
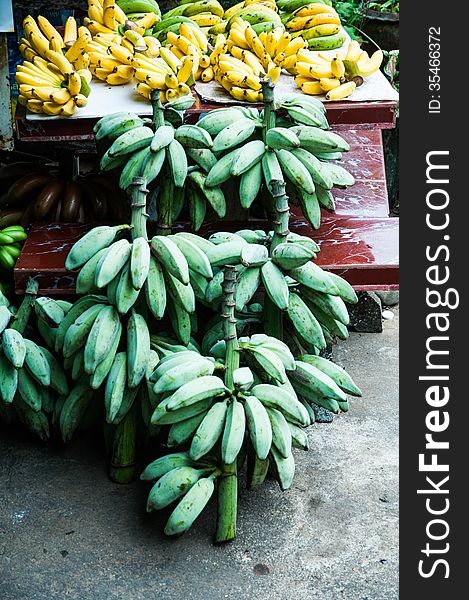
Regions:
[[16, 16, 92, 116], [279, 0, 346, 51], [0, 282, 69, 441], [196, 99, 354, 227], [195, 229, 357, 352], [0, 226, 27, 272], [293, 40, 384, 100], [163, 0, 224, 32], [64, 224, 216, 345], [140, 327, 361, 535], [0, 162, 121, 225], [86, 37, 137, 85]]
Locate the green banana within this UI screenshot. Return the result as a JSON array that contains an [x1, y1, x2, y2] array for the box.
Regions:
[[127, 311, 150, 388], [147, 466, 208, 511], [251, 383, 310, 426], [244, 394, 272, 461], [190, 399, 228, 460], [164, 475, 216, 536], [261, 260, 289, 310], [221, 398, 246, 464]]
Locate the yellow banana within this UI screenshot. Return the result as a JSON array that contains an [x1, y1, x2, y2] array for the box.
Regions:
[[31, 86, 63, 101], [51, 88, 73, 105], [106, 72, 131, 85], [177, 82, 191, 96], [136, 82, 152, 99], [103, 5, 116, 31], [109, 44, 134, 65], [284, 36, 307, 57], [78, 26, 93, 42], [331, 57, 345, 78], [136, 12, 157, 31], [64, 17, 78, 47], [199, 54, 210, 69], [67, 71, 82, 96], [165, 72, 179, 89], [296, 61, 333, 79], [74, 94, 89, 108], [180, 23, 200, 49], [191, 27, 208, 54], [267, 64, 281, 84], [121, 38, 135, 53], [301, 80, 323, 95], [201, 66, 214, 82], [177, 55, 195, 83], [88, 2, 104, 24], [87, 20, 115, 35], [326, 80, 356, 100], [228, 29, 250, 50], [65, 35, 90, 63], [160, 47, 183, 73], [60, 98, 77, 116], [294, 4, 338, 17], [124, 30, 147, 52], [319, 77, 341, 92], [42, 101, 63, 116], [45, 50, 74, 75], [144, 37, 161, 58], [77, 69, 92, 84], [26, 99, 45, 113], [114, 4, 127, 24], [37, 16, 64, 48], [345, 40, 362, 62], [191, 14, 221, 27], [357, 49, 383, 77]]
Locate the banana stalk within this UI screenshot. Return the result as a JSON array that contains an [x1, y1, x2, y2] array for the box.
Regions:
[[109, 401, 138, 484], [151, 91, 173, 236], [10, 278, 39, 334], [129, 177, 149, 240], [261, 78, 276, 136], [264, 180, 290, 340], [215, 266, 239, 544]]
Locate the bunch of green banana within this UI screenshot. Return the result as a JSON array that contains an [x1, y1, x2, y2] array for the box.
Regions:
[[197, 96, 355, 228], [189, 228, 356, 350], [141, 451, 220, 536], [65, 222, 216, 344], [0, 280, 68, 441], [162, 1, 224, 31], [0, 225, 28, 272], [223, 1, 283, 35]]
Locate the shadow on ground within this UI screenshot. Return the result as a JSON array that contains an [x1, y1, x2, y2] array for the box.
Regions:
[[0, 311, 399, 600]]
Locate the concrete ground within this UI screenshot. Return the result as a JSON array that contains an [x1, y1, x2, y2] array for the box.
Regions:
[[0, 311, 399, 600]]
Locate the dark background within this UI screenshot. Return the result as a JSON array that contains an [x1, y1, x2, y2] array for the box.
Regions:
[[400, 1, 466, 596]]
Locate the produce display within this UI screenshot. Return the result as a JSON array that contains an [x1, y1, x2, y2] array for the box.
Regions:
[[13, 0, 386, 114], [0, 1, 391, 547]]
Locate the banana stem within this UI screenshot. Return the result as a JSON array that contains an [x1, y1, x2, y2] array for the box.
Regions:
[[10, 278, 38, 334], [214, 461, 237, 544], [261, 78, 276, 138], [155, 168, 173, 237], [151, 90, 165, 129], [266, 180, 290, 340], [221, 265, 239, 390], [129, 177, 149, 241], [215, 266, 239, 544], [270, 179, 290, 251], [109, 402, 138, 484]]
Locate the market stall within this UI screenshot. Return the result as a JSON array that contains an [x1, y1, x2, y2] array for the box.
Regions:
[[0, 0, 399, 543]]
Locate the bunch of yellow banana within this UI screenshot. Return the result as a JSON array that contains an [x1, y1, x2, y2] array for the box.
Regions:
[[132, 50, 195, 103], [15, 38, 92, 116], [293, 40, 384, 101], [164, 25, 213, 82], [209, 19, 307, 101], [19, 15, 93, 72], [162, 0, 225, 34], [86, 37, 137, 85], [280, 2, 346, 51], [85, 1, 160, 55], [218, 0, 282, 36]]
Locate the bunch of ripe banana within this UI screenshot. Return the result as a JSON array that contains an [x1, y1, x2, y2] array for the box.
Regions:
[[195, 99, 354, 227], [16, 16, 92, 116], [159, 24, 213, 83], [0, 282, 69, 441], [132, 49, 199, 101], [0, 164, 120, 225], [85, 0, 158, 41], [0, 226, 27, 272], [162, 0, 224, 33], [86, 37, 137, 85], [220, 0, 283, 36], [193, 229, 357, 352], [293, 40, 384, 100], [64, 222, 216, 345], [209, 19, 288, 102], [280, 1, 346, 51]]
